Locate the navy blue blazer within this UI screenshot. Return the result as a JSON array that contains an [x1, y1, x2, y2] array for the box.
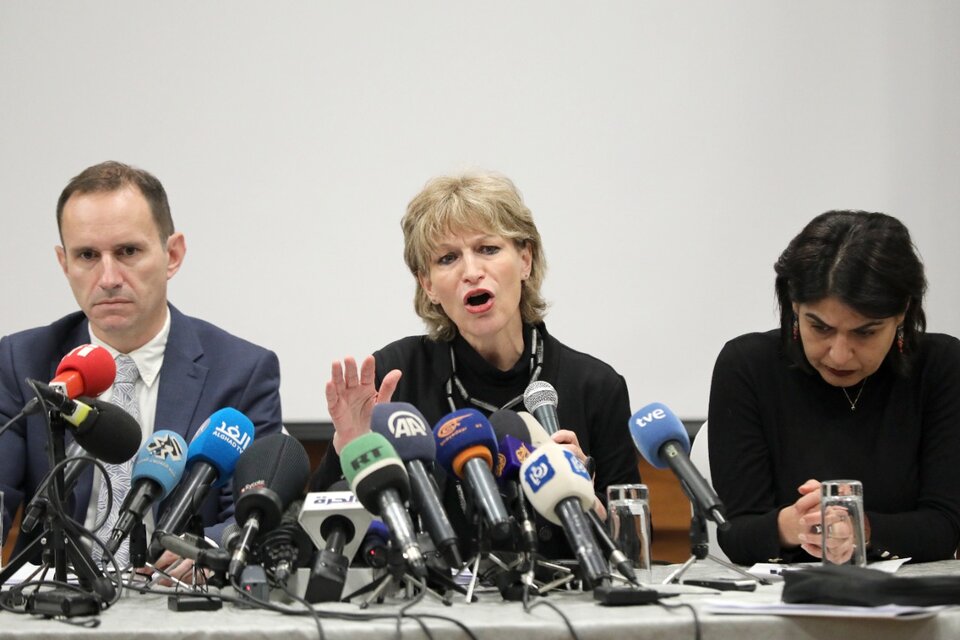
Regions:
[[0, 305, 282, 553]]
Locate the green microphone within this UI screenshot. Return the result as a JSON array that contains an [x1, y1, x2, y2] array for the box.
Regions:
[[340, 433, 426, 577]]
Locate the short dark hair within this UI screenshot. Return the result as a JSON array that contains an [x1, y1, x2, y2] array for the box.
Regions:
[[774, 210, 926, 375], [56, 161, 174, 242]]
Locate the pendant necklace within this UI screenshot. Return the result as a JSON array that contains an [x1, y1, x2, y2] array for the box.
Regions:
[[841, 377, 868, 411]]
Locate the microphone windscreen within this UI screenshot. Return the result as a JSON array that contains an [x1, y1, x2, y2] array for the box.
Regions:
[[371, 403, 436, 462], [186, 407, 255, 487], [233, 433, 311, 528], [73, 396, 142, 463], [628, 402, 690, 469], [433, 408, 498, 479], [131, 430, 188, 499], [495, 434, 533, 483], [519, 442, 595, 525], [517, 412, 552, 448], [523, 380, 558, 414], [339, 432, 409, 513], [56, 344, 117, 397], [489, 409, 531, 442]]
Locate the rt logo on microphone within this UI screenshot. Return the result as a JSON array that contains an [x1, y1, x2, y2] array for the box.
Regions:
[[387, 411, 428, 438], [633, 407, 667, 428], [350, 446, 385, 471]]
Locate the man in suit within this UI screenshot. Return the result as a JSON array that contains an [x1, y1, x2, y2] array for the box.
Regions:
[[0, 161, 282, 582]]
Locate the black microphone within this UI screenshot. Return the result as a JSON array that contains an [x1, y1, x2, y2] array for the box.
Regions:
[[629, 403, 728, 528], [20, 441, 88, 534], [149, 408, 255, 560], [523, 380, 561, 436], [586, 509, 639, 585], [229, 433, 311, 579], [371, 402, 462, 568], [22, 391, 142, 464], [155, 532, 231, 574]]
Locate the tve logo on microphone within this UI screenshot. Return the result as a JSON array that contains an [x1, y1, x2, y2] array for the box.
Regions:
[[523, 457, 555, 492], [387, 410, 429, 437], [633, 406, 668, 429]]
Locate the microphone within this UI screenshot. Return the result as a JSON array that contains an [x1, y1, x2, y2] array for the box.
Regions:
[[371, 402, 461, 568], [49, 344, 117, 399], [628, 402, 728, 529], [585, 509, 639, 586], [340, 432, 426, 577], [433, 408, 512, 541], [20, 441, 89, 533], [523, 380, 561, 436], [489, 409, 538, 553], [299, 489, 375, 603], [105, 430, 188, 556], [517, 411, 553, 447], [155, 531, 231, 573], [229, 433, 311, 579], [519, 441, 609, 588], [150, 407, 255, 560], [359, 520, 390, 568], [62, 396, 142, 464]]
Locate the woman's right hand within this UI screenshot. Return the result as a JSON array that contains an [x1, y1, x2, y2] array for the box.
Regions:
[[325, 355, 402, 454], [777, 479, 823, 554]]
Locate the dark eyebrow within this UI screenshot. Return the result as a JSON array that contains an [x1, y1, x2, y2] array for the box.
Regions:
[[804, 312, 885, 331]]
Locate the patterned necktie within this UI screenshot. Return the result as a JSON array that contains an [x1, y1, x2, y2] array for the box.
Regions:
[[93, 354, 141, 567]]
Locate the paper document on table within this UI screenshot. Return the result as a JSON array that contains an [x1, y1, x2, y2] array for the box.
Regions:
[[2, 562, 80, 586], [748, 557, 910, 582], [703, 599, 945, 620]]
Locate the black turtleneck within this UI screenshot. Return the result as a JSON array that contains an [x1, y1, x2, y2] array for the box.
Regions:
[[708, 329, 960, 564]]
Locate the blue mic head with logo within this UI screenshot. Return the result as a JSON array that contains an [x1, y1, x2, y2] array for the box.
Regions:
[[628, 402, 689, 469], [371, 402, 436, 463], [131, 430, 188, 499], [186, 407, 255, 487], [433, 408, 499, 479]]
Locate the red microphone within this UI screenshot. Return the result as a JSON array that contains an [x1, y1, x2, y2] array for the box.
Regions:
[[50, 344, 116, 398]]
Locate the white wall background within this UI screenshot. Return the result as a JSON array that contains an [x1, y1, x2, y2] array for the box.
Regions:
[[2, 1, 958, 422]]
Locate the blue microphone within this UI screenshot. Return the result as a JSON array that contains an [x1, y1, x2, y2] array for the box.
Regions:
[[150, 408, 255, 559], [628, 402, 727, 528], [434, 408, 511, 540], [105, 430, 188, 555]]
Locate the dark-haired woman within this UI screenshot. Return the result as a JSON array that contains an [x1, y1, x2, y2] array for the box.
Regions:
[[708, 210, 960, 565]]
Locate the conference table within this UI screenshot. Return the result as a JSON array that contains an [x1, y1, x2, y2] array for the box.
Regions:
[[2, 560, 959, 639]]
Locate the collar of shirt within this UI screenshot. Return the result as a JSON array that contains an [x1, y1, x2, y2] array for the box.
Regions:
[[86, 305, 171, 388]]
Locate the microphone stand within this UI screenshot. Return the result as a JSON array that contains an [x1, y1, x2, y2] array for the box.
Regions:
[[662, 496, 765, 585], [341, 537, 465, 608], [0, 405, 115, 616]]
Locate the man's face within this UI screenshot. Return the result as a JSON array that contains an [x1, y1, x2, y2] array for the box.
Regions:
[[55, 186, 185, 353]]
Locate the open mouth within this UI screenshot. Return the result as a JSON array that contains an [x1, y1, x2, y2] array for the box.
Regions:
[[464, 289, 494, 312]]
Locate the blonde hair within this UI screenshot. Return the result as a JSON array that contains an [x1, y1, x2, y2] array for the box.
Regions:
[[402, 171, 548, 341]]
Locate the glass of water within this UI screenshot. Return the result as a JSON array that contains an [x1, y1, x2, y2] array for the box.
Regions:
[[606, 483, 652, 583], [820, 479, 867, 567]]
